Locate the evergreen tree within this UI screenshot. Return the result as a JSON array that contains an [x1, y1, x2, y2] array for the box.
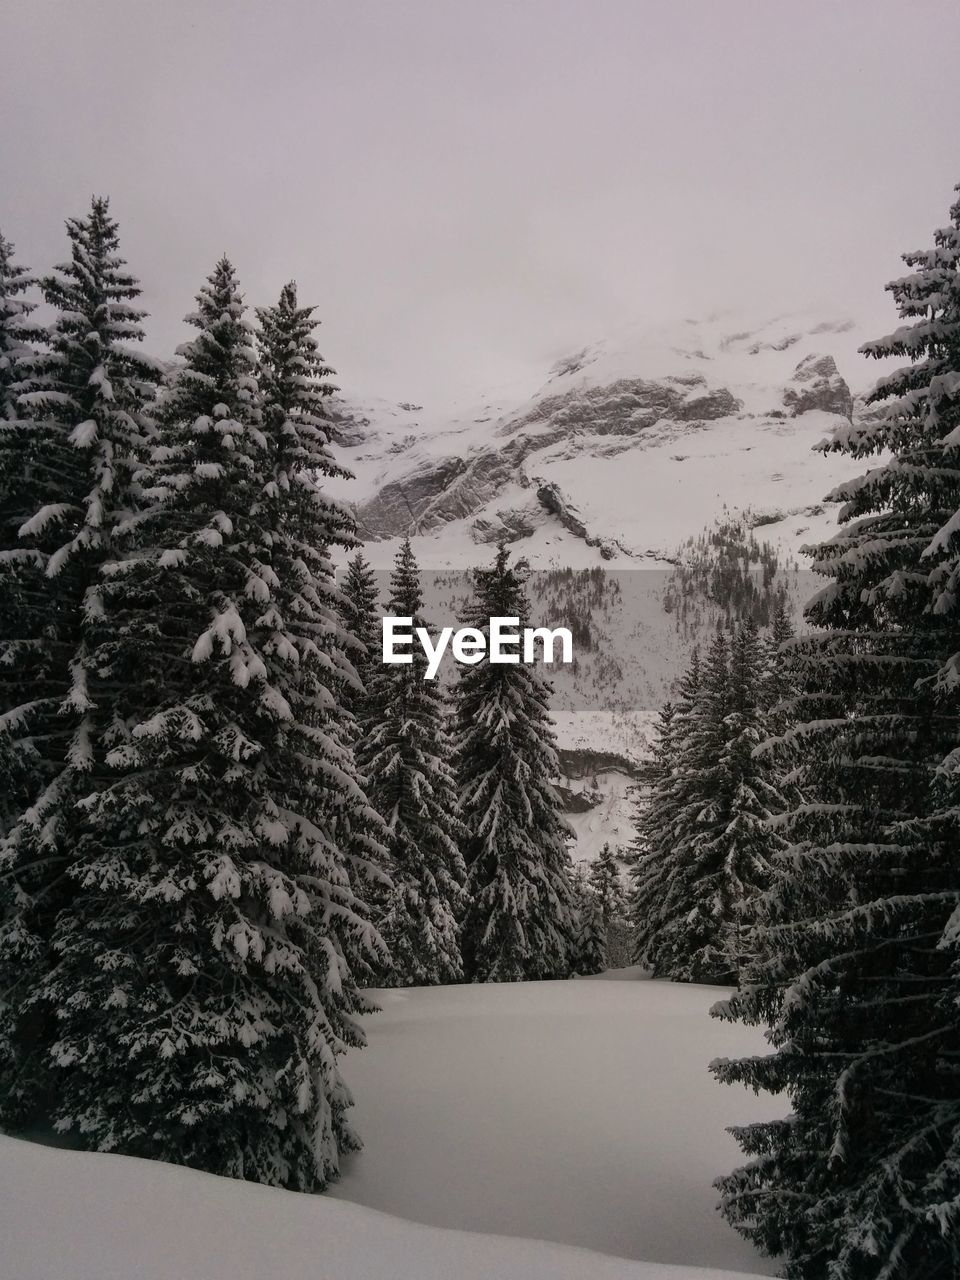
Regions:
[[631, 633, 730, 980], [0, 199, 161, 1121], [631, 623, 786, 985], [455, 545, 576, 982], [340, 550, 381, 726], [588, 842, 626, 929], [712, 619, 786, 984], [254, 278, 389, 939], [18, 261, 388, 1190], [712, 184, 960, 1279], [258, 284, 390, 939], [0, 231, 43, 423], [0, 232, 45, 838], [658, 629, 733, 981], [357, 538, 465, 986], [571, 864, 605, 976], [629, 668, 693, 966], [761, 598, 797, 722]]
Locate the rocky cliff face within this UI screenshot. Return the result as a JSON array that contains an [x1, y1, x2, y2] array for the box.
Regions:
[[352, 373, 748, 540], [782, 353, 854, 419], [329, 310, 868, 566]]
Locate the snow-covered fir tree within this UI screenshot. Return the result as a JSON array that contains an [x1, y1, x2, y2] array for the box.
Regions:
[[711, 619, 787, 983], [588, 843, 626, 930], [571, 864, 606, 976], [0, 199, 161, 1121], [631, 621, 787, 985], [0, 232, 46, 840], [340, 550, 381, 728], [0, 231, 43, 423], [455, 545, 577, 982], [712, 184, 960, 1280], [255, 278, 390, 948], [19, 261, 388, 1190], [629, 675, 688, 967], [356, 538, 465, 986], [631, 633, 730, 981], [761, 598, 797, 723]]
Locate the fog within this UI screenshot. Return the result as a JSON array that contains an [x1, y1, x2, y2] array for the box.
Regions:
[[5, 0, 960, 402]]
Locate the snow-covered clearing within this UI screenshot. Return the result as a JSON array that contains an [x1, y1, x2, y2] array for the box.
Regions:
[[330, 971, 780, 1274], [0, 973, 780, 1279]]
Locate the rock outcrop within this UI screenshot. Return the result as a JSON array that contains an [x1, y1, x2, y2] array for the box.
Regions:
[[783, 354, 853, 420], [471, 498, 547, 544], [355, 374, 744, 542], [500, 375, 741, 441], [533, 481, 622, 559], [557, 746, 642, 780], [355, 455, 471, 538]]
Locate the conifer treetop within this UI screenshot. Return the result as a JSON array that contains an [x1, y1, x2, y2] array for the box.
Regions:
[[0, 231, 44, 423]]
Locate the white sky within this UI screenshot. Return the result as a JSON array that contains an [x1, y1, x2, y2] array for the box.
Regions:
[[4, 0, 960, 404]]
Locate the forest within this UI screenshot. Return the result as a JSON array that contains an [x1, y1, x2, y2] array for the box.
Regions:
[[3, 180, 960, 1279]]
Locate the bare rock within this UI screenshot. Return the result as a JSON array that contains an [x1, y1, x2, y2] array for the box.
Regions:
[[355, 374, 745, 540], [783, 354, 853, 420], [471, 499, 547, 545], [501, 375, 742, 441], [355, 455, 469, 538]]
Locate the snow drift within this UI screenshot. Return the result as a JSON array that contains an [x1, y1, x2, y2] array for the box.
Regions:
[[0, 973, 780, 1279]]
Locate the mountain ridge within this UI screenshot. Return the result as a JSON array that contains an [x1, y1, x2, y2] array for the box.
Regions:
[[327, 309, 882, 570]]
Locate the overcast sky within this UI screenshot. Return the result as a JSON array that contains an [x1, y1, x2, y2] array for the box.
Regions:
[[4, 0, 960, 403]]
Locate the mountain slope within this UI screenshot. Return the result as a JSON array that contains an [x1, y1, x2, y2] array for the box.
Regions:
[[329, 310, 879, 570], [328, 311, 884, 853]]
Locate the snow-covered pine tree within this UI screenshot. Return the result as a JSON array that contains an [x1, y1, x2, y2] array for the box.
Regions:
[[710, 619, 786, 984], [356, 537, 465, 986], [0, 199, 161, 1123], [26, 261, 388, 1190], [258, 282, 391, 949], [0, 232, 46, 839], [631, 623, 784, 985], [256, 277, 390, 953], [455, 545, 577, 982], [340, 550, 381, 727], [571, 863, 605, 976], [588, 842, 626, 930], [629, 666, 692, 966], [712, 184, 960, 1279], [0, 231, 44, 422], [761, 598, 797, 722], [630, 633, 730, 980]]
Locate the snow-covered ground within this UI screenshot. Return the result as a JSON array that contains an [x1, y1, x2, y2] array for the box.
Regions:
[[0, 1135, 764, 1280], [331, 972, 780, 1274], [1, 973, 781, 1279]]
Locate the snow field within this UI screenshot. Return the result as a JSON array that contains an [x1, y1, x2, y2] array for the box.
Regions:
[[0, 1133, 763, 1280], [0, 973, 781, 1279], [330, 972, 782, 1274]]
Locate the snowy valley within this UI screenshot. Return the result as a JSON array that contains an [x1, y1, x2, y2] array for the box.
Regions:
[[6, 5, 960, 1278], [329, 309, 878, 864]]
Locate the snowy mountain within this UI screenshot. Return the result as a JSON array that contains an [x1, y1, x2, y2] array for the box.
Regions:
[[329, 309, 879, 572], [329, 310, 880, 859]]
